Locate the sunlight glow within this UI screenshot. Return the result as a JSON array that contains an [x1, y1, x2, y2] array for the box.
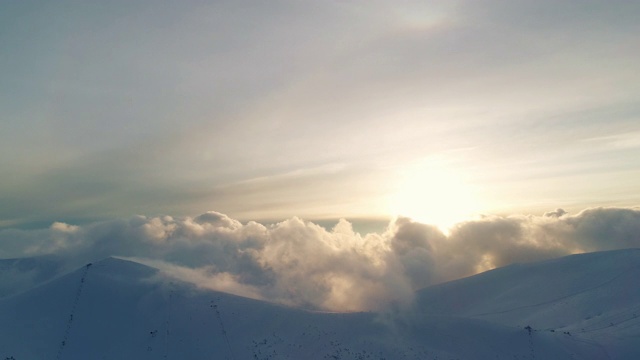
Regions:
[[389, 157, 481, 231]]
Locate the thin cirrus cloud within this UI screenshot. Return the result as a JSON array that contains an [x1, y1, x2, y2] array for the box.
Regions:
[[1, 207, 639, 312], [1, 0, 640, 228]]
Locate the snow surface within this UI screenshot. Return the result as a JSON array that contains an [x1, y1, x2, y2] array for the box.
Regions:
[[0, 256, 66, 298], [1, 249, 639, 359]]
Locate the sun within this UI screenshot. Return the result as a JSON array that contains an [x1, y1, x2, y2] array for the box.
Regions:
[[389, 158, 480, 231]]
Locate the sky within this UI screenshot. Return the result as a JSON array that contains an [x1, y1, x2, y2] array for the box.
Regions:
[[2, 1, 640, 312], [2, 0, 640, 230]]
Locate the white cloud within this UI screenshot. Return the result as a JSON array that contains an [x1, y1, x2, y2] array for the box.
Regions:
[[1, 208, 640, 311]]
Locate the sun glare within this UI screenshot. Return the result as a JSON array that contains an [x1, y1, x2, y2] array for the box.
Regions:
[[389, 158, 481, 232]]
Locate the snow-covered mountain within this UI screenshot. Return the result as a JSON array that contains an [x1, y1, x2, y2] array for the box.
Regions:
[[415, 248, 640, 359], [1, 249, 639, 359]]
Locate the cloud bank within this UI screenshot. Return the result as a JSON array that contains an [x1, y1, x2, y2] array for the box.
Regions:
[[1, 207, 640, 311]]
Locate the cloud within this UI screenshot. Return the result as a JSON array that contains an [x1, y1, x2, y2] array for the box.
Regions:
[[544, 208, 568, 218], [123, 257, 264, 301], [1, 208, 640, 311]]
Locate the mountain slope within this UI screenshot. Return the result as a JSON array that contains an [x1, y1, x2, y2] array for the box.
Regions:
[[0, 252, 637, 359], [0, 255, 67, 298], [415, 248, 640, 358]]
